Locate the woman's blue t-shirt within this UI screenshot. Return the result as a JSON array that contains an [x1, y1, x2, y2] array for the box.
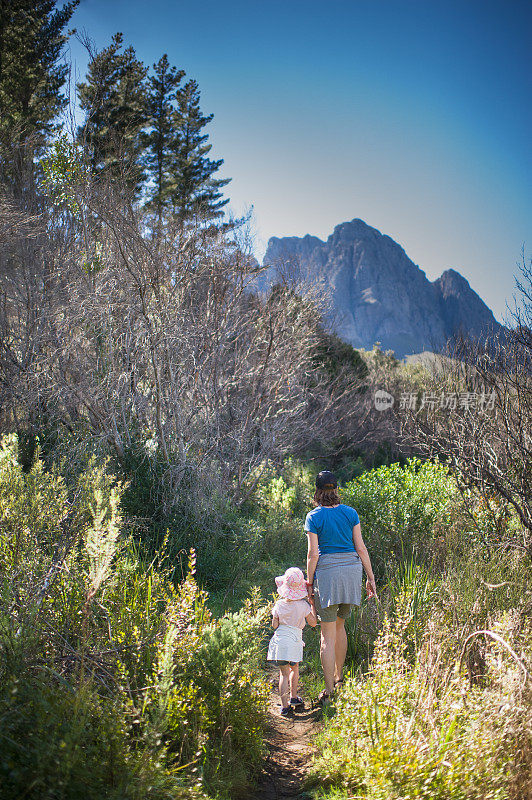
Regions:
[[304, 504, 360, 555]]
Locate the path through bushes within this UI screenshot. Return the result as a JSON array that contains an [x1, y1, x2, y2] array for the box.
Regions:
[[254, 688, 321, 800]]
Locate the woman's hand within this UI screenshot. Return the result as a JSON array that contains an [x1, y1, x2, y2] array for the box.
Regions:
[[354, 524, 378, 602], [306, 580, 314, 599]]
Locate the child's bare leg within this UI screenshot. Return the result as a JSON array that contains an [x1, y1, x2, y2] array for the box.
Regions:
[[279, 665, 290, 708], [289, 663, 299, 698]]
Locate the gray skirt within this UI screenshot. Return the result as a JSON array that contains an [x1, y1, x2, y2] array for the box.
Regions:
[[314, 551, 363, 609]]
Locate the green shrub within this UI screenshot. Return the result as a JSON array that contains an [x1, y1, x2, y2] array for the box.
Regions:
[[0, 436, 268, 799], [314, 605, 503, 799], [251, 457, 315, 519], [190, 601, 269, 795], [311, 552, 532, 800], [340, 458, 456, 575], [256, 474, 299, 515], [0, 434, 68, 578], [0, 675, 183, 800]]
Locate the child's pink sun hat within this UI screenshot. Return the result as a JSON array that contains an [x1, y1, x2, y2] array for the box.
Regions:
[[275, 567, 308, 600]]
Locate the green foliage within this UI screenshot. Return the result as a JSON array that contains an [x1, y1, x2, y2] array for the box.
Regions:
[[170, 79, 230, 221], [0, 0, 78, 189], [186, 601, 269, 794], [252, 457, 315, 519], [77, 33, 148, 193], [143, 60, 229, 221], [76, 35, 230, 216], [341, 458, 456, 575], [259, 475, 299, 514], [0, 437, 268, 799], [312, 332, 368, 384], [84, 483, 123, 598], [108, 442, 260, 597], [312, 556, 532, 800], [0, 676, 175, 800], [220, 457, 316, 603], [41, 134, 87, 214], [386, 559, 439, 656], [143, 54, 185, 214]]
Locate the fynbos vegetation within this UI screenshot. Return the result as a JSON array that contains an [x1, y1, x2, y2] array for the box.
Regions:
[[0, 2, 530, 798]]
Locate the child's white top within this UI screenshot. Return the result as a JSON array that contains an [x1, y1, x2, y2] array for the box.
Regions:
[[272, 598, 311, 629]]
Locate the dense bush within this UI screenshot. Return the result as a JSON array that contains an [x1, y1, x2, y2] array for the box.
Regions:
[[311, 554, 532, 800], [340, 458, 456, 576], [3, 430, 530, 799], [307, 458, 531, 798], [0, 676, 173, 800], [0, 436, 268, 799]]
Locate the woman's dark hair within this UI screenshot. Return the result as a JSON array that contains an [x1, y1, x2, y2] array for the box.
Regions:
[[313, 487, 341, 507]]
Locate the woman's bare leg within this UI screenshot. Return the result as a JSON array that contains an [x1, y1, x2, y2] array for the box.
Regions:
[[320, 621, 337, 694], [335, 617, 347, 683], [279, 665, 291, 708]]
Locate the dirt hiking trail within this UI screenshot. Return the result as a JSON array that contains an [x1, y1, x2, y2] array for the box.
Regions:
[[253, 686, 323, 800]]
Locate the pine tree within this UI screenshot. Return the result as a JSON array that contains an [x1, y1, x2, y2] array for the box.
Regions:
[[170, 79, 230, 222], [77, 33, 148, 194], [143, 54, 185, 219], [0, 0, 78, 196]]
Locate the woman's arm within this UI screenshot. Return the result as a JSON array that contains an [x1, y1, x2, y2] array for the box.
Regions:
[[272, 614, 279, 630], [306, 531, 319, 592], [353, 523, 378, 598]]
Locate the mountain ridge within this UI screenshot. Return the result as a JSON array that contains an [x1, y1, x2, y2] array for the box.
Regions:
[[261, 218, 503, 358]]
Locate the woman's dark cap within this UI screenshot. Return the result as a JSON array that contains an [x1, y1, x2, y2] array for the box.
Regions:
[[315, 470, 338, 489]]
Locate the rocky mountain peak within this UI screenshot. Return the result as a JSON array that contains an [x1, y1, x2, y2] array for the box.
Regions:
[[433, 268, 501, 341], [261, 219, 503, 358], [436, 268, 472, 293], [330, 218, 377, 239]]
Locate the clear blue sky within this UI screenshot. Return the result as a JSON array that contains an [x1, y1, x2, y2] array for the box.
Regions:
[[67, 0, 531, 321]]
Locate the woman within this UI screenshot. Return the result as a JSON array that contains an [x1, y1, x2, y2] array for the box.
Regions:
[[305, 470, 377, 703]]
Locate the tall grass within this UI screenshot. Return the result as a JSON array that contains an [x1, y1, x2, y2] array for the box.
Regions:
[[310, 553, 532, 800]]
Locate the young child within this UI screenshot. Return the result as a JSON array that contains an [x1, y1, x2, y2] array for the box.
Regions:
[[267, 567, 317, 717]]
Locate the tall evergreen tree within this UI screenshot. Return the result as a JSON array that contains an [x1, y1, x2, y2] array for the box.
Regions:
[[143, 54, 185, 219], [77, 33, 148, 194], [0, 0, 78, 197], [170, 79, 230, 222]]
